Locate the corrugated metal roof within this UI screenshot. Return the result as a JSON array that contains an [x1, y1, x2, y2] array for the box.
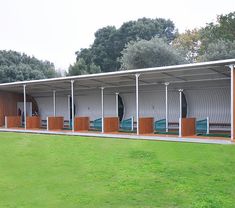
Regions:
[[0, 58, 234, 94]]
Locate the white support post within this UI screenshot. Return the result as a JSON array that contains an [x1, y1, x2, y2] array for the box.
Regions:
[[165, 82, 169, 132], [230, 65, 234, 141], [207, 116, 210, 135], [178, 89, 183, 137], [23, 84, 26, 130], [179, 89, 183, 119], [71, 80, 75, 132], [115, 92, 119, 118], [135, 74, 140, 135], [101, 87, 104, 133], [46, 117, 49, 131], [53, 90, 56, 117], [68, 95, 71, 129], [5, 116, 7, 128]]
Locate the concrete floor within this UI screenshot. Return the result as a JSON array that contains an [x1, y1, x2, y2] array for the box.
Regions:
[[0, 127, 233, 145]]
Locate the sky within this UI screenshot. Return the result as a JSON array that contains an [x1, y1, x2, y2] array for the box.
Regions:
[[0, 0, 234, 71]]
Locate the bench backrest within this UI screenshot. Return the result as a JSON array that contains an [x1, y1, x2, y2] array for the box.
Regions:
[[93, 118, 102, 130], [196, 118, 209, 134], [120, 117, 134, 131], [155, 119, 166, 132]]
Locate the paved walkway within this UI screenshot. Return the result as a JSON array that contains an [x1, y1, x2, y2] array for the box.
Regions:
[[0, 128, 233, 145]]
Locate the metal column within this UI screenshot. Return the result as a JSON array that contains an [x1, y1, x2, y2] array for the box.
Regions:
[[71, 80, 74, 132], [178, 89, 183, 137], [53, 90, 56, 117], [230, 65, 234, 141], [23, 84, 26, 130], [135, 74, 140, 135], [165, 82, 169, 132], [115, 92, 119, 117], [206, 116, 210, 135], [179, 89, 183, 119], [101, 87, 104, 133], [68, 95, 70, 128]]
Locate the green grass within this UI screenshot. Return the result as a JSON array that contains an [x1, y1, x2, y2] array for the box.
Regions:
[[197, 133, 231, 138], [0, 132, 235, 208]]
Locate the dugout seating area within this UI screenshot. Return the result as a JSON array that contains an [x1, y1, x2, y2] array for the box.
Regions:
[[4, 115, 230, 138]]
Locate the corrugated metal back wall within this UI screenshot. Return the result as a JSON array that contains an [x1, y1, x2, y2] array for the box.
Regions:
[[186, 87, 230, 123], [122, 91, 180, 122], [35, 87, 230, 124], [122, 87, 230, 123]]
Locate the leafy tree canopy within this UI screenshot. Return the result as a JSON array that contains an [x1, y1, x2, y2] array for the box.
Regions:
[[173, 11, 235, 62], [67, 58, 101, 76], [67, 17, 178, 76], [200, 12, 235, 51], [199, 40, 235, 61], [199, 11, 235, 61], [0, 50, 59, 83], [120, 37, 187, 70], [69, 11, 235, 76], [172, 29, 201, 63]]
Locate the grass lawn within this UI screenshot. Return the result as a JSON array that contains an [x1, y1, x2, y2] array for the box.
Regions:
[[0, 132, 234, 208]]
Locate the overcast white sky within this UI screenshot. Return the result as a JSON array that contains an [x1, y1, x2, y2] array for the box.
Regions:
[[0, 0, 234, 70]]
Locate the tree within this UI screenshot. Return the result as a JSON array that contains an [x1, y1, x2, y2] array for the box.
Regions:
[[199, 12, 235, 54], [73, 17, 178, 73], [172, 12, 235, 63], [89, 62, 102, 74], [91, 26, 119, 72], [199, 40, 235, 61], [196, 12, 235, 61], [172, 29, 201, 63], [75, 48, 92, 63], [120, 37, 186, 70], [117, 17, 177, 46], [67, 58, 101, 76], [0, 50, 59, 83]]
